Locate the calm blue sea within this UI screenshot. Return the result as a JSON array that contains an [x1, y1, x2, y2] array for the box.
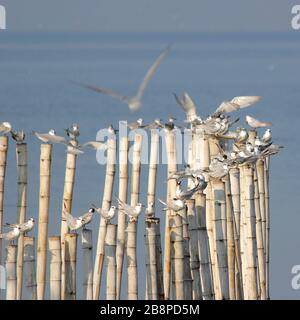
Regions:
[[0, 31, 299, 299]]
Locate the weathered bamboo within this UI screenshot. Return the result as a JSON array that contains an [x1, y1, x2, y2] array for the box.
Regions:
[[254, 168, 266, 300], [155, 223, 164, 300], [0, 136, 8, 267], [82, 229, 93, 300], [61, 139, 78, 299], [181, 207, 193, 299], [127, 134, 142, 300], [16, 143, 27, 300], [145, 221, 158, 300], [264, 157, 270, 299], [256, 160, 266, 250], [186, 199, 202, 300], [49, 236, 61, 300], [36, 144, 52, 300], [105, 224, 117, 300], [243, 164, 258, 300], [23, 236, 37, 300], [6, 245, 17, 300], [93, 134, 116, 299], [116, 137, 129, 300], [64, 233, 77, 300]]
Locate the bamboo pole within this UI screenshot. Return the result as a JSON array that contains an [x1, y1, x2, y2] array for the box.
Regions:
[[155, 223, 164, 300], [256, 160, 266, 251], [186, 199, 202, 300], [93, 134, 116, 300], [82, 229, 93, 300], [16, 143, 27, 300], [127, 134, 142, 300], [6, 245, 17, 300], [116, 137, 129, 300], [36, 143, 52, 300], [49, 236, 61, 300], [264, 157, 270, 299], [61, 139, 78, 299], [254, 168, 266, 300], [0, 136, 8, 267], [243, 164, 258, 300], [145, 221, 158, 300], [64, 233, 77, 300], [105, 224, 117, 300], [23, 236, 37, 300]]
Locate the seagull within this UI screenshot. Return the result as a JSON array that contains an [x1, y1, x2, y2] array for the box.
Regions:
[[261, 129, 272, 143], [236, 128, 249, 143], [212, 96, 261, 117], [260, 144, 283, 157], [145, 119, 165, 130], [65, 124, 80, 140], [0, 122, 12, 135], [66, 144, 84, 155], [108, 124, 118, 135], [164, 117, 178, 130], [79, 141, 107, 151], [63, 206, 95, 231], [174, 92, 202, 124], [73, 45, 171, 112], [125, 118, 145, 130], [145, 202, 155, 217], [245, 115, 272, 128], [158, 198, 186, 212], [175, 177, 207, 200], [32, 130, 67, 144], [117, 198, 144, 222], [0, 226, 21, 243], [10, 130, 25, 143], [5, 218, 35, 235], [92, 205, 116, 222], [204, 158, 229, 179]]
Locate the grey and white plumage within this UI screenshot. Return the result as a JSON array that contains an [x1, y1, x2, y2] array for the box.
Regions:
[[205, 158, 229, 179], [0, 122, 12, 135], [92, 205, 116, 222], [175, 177, 207, 200], [261, 129, 272, 143], [72, 46, 171, 112], [145, 119, 165, 130], [11, 130, 25, 143], [65, 124, 80, 140], [32, 129, 67, 144], [117, 198, 143, 222], [126, 118, 145, 130], [245, 115, 272, 128], [79, 141, 107, 151], [236, 128, 249, 143], [0, 226, 21, 242], [5, 218, 35, 234], [158, 198, 186, 212], [174, 92, 201, 124], [63, 206, 95, 231]]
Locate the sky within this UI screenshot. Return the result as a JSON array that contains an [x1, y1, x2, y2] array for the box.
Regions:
[[0, 0, 298, 32]]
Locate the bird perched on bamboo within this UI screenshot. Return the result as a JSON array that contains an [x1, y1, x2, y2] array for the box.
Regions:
[[62, 205, 95, 231], [175, 177, 207, 200], [205, 158, 229, 179], [125, 118, 146, 130], [108, 124, 118, 135], [236, 127, 249, 143], [245, 115, 272, 128], [174, 92, 202, 125], [145, 202, 160, 223], [0, 122, 12, 135], [145, 119, 165, 130], [158, 198, 186, 213], [261, 128, 272, 143], [72, 45, 171, 112], [0, 226, 21, 244], [260, 143, 283, 157], [32, 129, 67, 144], [117, 198, 144, 222], [92, 205, 116, 222], [164, 117, 178, 131], [10, 130, 25, 143], [65, 124, 80, 140], [5, 218, 35, 235]]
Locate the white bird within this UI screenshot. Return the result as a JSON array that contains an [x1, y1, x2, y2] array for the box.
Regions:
[[79, 141, 107, 151], [261, 129, 272, 143], [117, 198, 143, 222], [0, 122, 12, 135], [176, 178, 207, 200], [32, 130, 67, 144], [126, 118, 145, 130], [205, 158, 229, 179], [63, 206, 95, 231], [0, 226, 21, 243], [236, 128, 249, 143], [174, 92, 201, 124], [158, 198, 186, 212], [65, 124, 80, 140], [92, 205, 116, 222], [66, 144, 84, 155], [145, 119, 165, 130], [5, 218, 35, 234], [73, 46, 171, 112], [260, 144, 283, 157], [11, 130, 25, 143], [213, 96, 261, 116], [108, 124, 118, 135], [145, 202, 155, 217], [245, 115, 272, 128]]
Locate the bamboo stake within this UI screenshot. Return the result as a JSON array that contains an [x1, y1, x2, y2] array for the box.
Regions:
[[243, 164, 258, 300], [61, 139, 78, 299], [145, 221, 158, 300], [155, 223, 164, 300], [16, 143, 27, 300], [127, 134, 142, 300], [36, 143, 52, 300], [105, 224, 117, 300], [23, 236, 37, 300], [256, 160, 266, 251], [64, 233, 77, 300], [6, 245, 17, 300], [186, 199, 202, 300], [82, 229, 93, 300], [116, 137, 128, 300], [264, 157, 270, 299], [93, 134, 116, 299], [0, 136, 8, 267], [254, 168, 266, 300], [49, 236, 61, 300]]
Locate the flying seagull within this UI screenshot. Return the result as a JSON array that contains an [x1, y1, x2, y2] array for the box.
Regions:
[[73, 45, 171, 112], [32, 130, 67, 144], [245, 115, 272, 128]]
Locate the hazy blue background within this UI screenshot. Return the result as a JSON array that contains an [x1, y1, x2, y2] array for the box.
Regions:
[[0, 0, 300, 300]]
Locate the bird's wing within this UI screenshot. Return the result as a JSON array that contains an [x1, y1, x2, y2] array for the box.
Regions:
[[136, 45, 171, 99], [63, 209, 77, 229], [81, 141, 107, 150], [174, 92, 198, 121], [71, 81, 129, 103], [246, 115, 272, 128], [214, 101, 240, 115], [5, 222, 18, 228], [231, 96, 261, 108]]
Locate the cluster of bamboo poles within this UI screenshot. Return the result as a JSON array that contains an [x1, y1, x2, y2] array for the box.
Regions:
[[0, 120, 272, 300]]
